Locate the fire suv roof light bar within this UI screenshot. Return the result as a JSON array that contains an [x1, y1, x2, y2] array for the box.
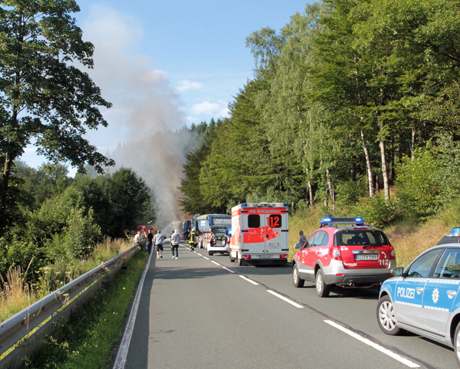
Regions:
[[320, 216, 366, 227], [239, 202, 288, 208], [449, 227, 460, 237]]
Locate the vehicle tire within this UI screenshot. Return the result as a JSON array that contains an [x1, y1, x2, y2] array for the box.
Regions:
[[377, 295, 401, 335], [454, 323, 460, 365], [292, 264, 305, 288], [208, 251, 213, 256], [315, 269, 330, 297]]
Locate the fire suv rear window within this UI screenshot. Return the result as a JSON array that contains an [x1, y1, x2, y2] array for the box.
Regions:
[[335, 230, 389, 246], [248, 214, 260, 228]]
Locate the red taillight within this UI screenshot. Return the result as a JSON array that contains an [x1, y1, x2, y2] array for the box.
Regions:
[[332, 247, 341, 260], [242, 254, 252, 260], [280, 253, 288, 260]]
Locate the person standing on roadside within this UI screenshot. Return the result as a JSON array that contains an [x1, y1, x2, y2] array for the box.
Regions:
[[154, 230, 164, 259], [171, 229, 180, 259], [147, 228, 154, 254], [295, 230, 308, 250], [134, 229, 146, 250]]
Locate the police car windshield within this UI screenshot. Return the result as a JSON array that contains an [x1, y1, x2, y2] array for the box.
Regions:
[[335, 230, 389, 247]]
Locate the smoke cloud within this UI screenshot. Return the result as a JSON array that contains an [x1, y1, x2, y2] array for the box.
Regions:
[[82, 5, 194, 227]]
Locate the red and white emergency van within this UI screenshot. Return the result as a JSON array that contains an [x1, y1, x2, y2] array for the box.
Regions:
[[229, 203, 289, 265]]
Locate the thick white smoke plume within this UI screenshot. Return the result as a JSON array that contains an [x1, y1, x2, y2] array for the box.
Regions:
[[83, 6, 194, 227]]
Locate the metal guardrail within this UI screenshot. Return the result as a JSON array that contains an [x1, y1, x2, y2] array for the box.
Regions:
[[0, 245, 139, 369]]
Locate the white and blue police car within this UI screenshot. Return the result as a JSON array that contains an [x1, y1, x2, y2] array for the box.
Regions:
[[377, 227, 460, 364]]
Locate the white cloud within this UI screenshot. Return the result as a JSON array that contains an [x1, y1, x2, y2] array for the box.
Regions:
[[176, 79, 203, 92], [190, 100, 229, 118]]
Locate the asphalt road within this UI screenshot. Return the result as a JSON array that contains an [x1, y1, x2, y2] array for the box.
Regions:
[[125, 246, 457, 369]]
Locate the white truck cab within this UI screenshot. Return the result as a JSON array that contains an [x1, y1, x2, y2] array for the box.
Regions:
[[229, 202, 289, 265]]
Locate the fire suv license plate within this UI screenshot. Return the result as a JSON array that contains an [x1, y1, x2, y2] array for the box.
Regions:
[[254, 254, 279, 259], [355, 254, 379, 261]]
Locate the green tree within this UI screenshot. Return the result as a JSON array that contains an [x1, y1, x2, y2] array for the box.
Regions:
[[103, 169, 153, 237], [180, 121, 221, 214], [0, 0, 114, 229], [396, 149, 442, 219]]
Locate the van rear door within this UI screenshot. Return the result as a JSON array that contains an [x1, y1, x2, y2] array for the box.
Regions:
[[263, 212, 283, 256]]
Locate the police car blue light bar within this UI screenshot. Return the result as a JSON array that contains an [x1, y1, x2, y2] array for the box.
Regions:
[[320, 216, 366, 227], [450, 227, 460, 237]]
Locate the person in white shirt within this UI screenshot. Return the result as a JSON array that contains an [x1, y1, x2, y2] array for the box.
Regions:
[[171, 229, 180, 259], [154, 230, 164, 259]]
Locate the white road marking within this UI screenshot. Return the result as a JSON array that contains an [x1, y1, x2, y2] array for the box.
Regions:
[[266, 290, 304, 309], [323, 320, 420, 368], [203, 256, 210, 261], [239, 275, 259, 286], [221, 266, 236, 274], [112, 251, 153, 369], [211, 260, 221, 266]]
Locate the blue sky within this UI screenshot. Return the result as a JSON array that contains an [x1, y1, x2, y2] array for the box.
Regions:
[[21, 0, 310, 169]]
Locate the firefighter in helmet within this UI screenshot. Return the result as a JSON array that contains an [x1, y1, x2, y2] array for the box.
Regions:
[[188, 227, 198, 250]]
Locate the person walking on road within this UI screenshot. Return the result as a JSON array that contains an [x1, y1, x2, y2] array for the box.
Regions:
[[188, 228, 198, 250], [147, 229, 154, 254], [154, 230, 164, 259], [171, 229, 180, 259]]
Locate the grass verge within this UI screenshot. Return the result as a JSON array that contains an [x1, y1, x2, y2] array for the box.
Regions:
[[0, 239, 131, 323], [22, 250, 147, 369]]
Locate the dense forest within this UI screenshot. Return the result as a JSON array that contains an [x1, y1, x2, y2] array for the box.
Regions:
[[180, 0, 460, 226]]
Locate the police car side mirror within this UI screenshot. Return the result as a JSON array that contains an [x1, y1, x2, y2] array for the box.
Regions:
[[392, 267, 405, 277]]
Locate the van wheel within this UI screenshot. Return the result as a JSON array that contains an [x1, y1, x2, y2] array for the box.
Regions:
[[208, 251, 213, 256], [377, 295, 401, 335], [315, 269, 330, 297], [292, 264, 304, 288]]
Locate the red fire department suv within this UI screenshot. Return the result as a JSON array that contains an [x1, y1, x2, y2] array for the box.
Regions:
[[292, 216, 396, 297]]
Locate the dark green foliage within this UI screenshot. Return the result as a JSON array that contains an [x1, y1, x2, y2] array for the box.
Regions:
[[102, 168, 153, 237], [180, 122, 221, 214], [397, 149, 442, 219], [180, 0, 460, 218], [14, 163, 73, 210], [0, 167, 154, 282], [397, 138, 460, 219], [353, 196, 400, 229], [0, 0, 114, 230]]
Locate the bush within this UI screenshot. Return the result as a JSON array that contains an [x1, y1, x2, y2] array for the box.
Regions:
[[440, 197, 460, 227], [353, 195, 399, 229], [0, 232, 44, 284], [45, 208, 101, 263], [336, 178, 367, 207], [396, 149, 443, 219]]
